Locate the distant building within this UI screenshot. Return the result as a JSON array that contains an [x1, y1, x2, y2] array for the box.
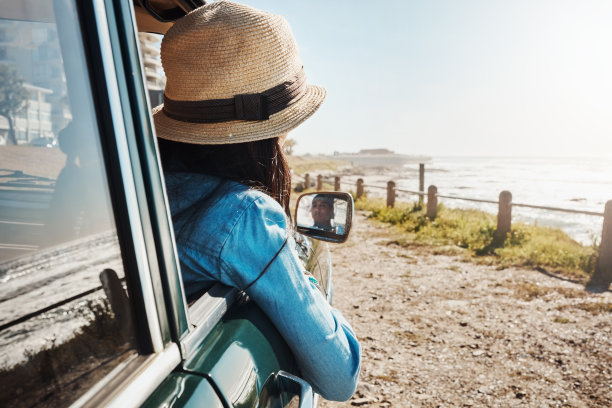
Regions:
[[0, 25, 166, 144], [17, 84, 53, 143], [0, 83, 54, 145], [0, 20, 71, 140], [138, 32, 165, 106]]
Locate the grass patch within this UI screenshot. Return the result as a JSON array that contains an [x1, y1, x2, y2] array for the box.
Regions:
[[557, 302, 612, 315], [576, 302, 612, 314], [373, 369, 399, 383], [512, 282, 554, 300], [355, 197, 599, 282], [554, 287, 588, 298], [553, 316, 570, 324], [482, 329, 506, 340], [397, 253, 418, 262], [287, 155, 350, 175], [499, 280, 588, 301], [393, 330, 420, 341]]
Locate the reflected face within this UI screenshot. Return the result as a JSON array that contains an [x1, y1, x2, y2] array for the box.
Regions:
[[311, 199, 333, 226]]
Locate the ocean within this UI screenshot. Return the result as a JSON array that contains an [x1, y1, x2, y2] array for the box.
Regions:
[[392, 156, 611, 245]]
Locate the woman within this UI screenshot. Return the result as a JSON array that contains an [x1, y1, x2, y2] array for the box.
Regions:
[[153, 1, 360, 402], [310, 194, 335, 231]]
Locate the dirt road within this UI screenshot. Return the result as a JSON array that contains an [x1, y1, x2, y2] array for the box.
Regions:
[[320, 211, 612, 407]]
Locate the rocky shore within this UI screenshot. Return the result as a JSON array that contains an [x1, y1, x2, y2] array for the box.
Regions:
[[319, 211, 612, 407]]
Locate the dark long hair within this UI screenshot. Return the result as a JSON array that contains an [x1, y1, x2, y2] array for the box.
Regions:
[[157, 137, 292, 216]]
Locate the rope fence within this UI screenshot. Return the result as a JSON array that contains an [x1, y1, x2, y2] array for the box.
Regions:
[[299, 168, 612, 290]]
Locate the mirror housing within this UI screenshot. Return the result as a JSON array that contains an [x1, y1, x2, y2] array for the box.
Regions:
[[295, 192, 353, 243]]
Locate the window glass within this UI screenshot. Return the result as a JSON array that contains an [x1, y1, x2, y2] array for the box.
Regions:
[[0, 1, 137, 406], [137, 32, 165, 107]]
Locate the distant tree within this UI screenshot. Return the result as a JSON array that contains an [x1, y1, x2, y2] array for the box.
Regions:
[[0, 64, 28, 145], [283, 137, 297, 155]]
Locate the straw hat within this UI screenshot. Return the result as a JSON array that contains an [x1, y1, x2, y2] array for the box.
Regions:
[[153, 0, 326, 144]]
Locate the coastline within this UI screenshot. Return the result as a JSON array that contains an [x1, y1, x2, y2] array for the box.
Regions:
[[290, 156, 607, 245]]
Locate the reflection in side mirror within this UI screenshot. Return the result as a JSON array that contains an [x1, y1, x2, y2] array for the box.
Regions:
[[295, 192, 353, 243]]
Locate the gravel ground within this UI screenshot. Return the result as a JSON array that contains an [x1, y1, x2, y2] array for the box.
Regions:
[[319, 211, 612, 408]]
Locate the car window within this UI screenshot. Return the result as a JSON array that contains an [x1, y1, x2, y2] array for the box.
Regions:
[[0, 1, 138, 406]]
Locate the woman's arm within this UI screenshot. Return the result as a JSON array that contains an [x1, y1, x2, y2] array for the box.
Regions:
[[219, 195, 361, 401]]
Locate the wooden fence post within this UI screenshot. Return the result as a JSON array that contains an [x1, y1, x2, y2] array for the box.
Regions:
[[495, 190, 512, 242], [419, 163, 425, 205], [427, 185, 437, 219], [356, 178, 364, 199], [588, 200, 612, 290], [304, 173, 310, 190], [387, 181, 396, 208], [316, 175, 323, 191], [334, 176, 340, 191]]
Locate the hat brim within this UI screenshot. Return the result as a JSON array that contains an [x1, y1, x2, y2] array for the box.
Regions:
[[153, 84, 326, 144]]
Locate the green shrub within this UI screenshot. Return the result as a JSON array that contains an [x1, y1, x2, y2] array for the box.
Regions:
[[356, 197, 598, 280]]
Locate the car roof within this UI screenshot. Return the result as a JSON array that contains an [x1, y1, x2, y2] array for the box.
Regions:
[[134, 0, 206, 34], [0, 0, 204, 33]]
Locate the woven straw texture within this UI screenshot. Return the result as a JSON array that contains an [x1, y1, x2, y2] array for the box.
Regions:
[[153, 0, 326, 144]]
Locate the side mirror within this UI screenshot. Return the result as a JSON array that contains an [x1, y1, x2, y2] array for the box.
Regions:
[[295, 192, 353, 243]]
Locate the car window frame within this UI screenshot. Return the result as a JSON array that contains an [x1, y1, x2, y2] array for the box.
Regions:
[[126, 0, 249, 361], [72, 0, 251, 404], [76, 0, 167, 354], [93, 0, 190, 343]]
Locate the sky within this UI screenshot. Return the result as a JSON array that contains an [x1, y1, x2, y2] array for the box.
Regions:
[[246, 0, 612, 157]]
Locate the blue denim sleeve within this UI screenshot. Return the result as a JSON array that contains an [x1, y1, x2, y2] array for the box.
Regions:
[[218, 195, 361, 402]]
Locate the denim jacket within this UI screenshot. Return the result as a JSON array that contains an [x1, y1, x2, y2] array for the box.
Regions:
[[163, 171, 361, 401]]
